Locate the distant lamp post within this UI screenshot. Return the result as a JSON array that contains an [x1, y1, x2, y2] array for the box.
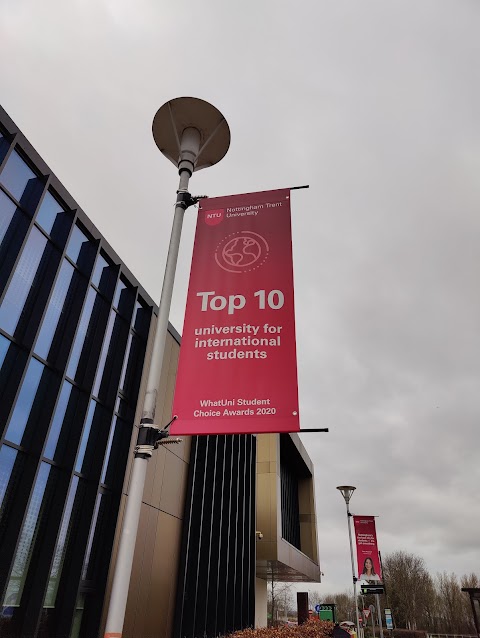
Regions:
[[104, 97, 230, 638], [337, 486, 361, 638], [462, 588, 480, 638]]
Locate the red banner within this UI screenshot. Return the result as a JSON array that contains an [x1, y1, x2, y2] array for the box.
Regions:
[[171, 189, 299, 435], [353, 516, 383, 584]]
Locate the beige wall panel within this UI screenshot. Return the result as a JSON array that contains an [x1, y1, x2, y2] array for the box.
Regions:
[[129, 505, 160, 638], [150, 445, 168, 510], [255, 540, 278, 562], [256, 474, 275, 540], [122, 502, 153, 638], [256, 461, 270, 475], [257, 434, 272, 463], [159, 451, 188, 518], [144, 512, 183, 638]]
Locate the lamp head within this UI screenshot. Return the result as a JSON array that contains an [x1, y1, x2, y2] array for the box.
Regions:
[[152, 97, 230, 175], [336, 485, 356, 504]]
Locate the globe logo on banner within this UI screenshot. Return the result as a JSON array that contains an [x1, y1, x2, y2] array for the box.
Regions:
[[215, 231, 269, 273]]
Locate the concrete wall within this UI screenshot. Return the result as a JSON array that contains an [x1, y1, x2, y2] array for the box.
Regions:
[[255, 578, 268, 628]]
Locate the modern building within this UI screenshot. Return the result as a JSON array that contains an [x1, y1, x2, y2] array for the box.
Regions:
[[0, 104, 320, 638]]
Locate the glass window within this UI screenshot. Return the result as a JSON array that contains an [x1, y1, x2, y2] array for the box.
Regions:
[[0, 333, 11, 371], [4, 358, 44, 445], [91, 252, 116, 298], [118, 333, 133, 393], [0, 445, 17, 512], [0, 227, 48, 336], [0, 149, 42, 211], [34, 259, 75, 360], [66, 224, 96, 275], [0, 149, 36, 200], [43, 381, 73, 460], [91, 254, 109, 288], [75, 400, 110, 476], [0, 190, 16, 247], [66, 287, 96, 380], [133, 299, 151, 338], [80, 491, 113, 582], [113, 280, 126, 310], [92, 310, 115, 398], [100, 415, 131, 489], [74, 401, 96, 474], [81, 493, 102, 580], [35, 191, 71, 244], [118, 333, 144, 401], [3, 462, 51, 607], [44, 476, 80, 607], [66, 225, 89, 263], [0, 130, 10, 163]]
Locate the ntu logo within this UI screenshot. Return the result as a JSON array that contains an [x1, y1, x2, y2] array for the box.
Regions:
[[204, 209, 224, 226]]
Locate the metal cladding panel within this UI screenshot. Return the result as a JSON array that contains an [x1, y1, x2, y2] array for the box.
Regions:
[[174, 434, 256, 638]]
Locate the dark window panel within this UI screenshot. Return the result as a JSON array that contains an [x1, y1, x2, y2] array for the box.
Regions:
[[43, 476, 80, 608], [75, 400, 112, 479], [0, 131, 10, 163], [133, 299, 151, 339], [0, 332, 10, 369], [35, 190, 72, 246], [3, 360, 60, 452], [4, 358, 44, 445], [3, 463, 52, 609], [66, 225, 96, 276], [0, 189, 16, 244], [91, 252, 117, 300], [43, 383, 89, 468], [0, 446, 31, 594], [0, 227, 47, 336], [0, 227, 62, 348], [93, 311, 130, 406], [100, 415, 131, 490], [34, 259, 75, 361], [5, 463, 82, 638], [0, 191, 30, 296], [43, 381, 73, 461], [66, 287, 110, 389], [0, 337, 29, 435], [41, 264, 89, 371], [0, 149, 44, 212], [0, 444, 17, 517], [113, 278, 135, 321], [118, 333, 146, 402], [71, 490, 120, 638]]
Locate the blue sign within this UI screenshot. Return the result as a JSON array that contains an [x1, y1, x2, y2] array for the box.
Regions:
[[315, 604, 321, 613]]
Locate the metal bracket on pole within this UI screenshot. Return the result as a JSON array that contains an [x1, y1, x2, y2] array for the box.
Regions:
[[134, 416, 181, 458], [176, 191, 208, 209]]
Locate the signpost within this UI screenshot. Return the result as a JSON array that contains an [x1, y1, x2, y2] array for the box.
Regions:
[[315, 604, 336, 622], [384, 608, 394, 631]]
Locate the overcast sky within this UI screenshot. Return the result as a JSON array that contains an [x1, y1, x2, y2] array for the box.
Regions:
[[2, 0, 480, 596]]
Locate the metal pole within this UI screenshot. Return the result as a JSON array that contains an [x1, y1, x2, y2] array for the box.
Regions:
[[104, 167, 191, 638], [371, 608, 376, 638], [345, 501, 361, 638], [376, 595, 384, 638]]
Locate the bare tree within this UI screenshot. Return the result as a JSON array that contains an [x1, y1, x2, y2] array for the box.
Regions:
[[382, 551, 435, 630], [268, 578, 294, 626]]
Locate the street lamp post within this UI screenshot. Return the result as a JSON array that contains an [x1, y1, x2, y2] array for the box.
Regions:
[[104, 97, 230, 638], [337, 486, 361, 638]]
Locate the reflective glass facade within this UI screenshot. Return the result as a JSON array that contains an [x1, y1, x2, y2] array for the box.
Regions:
[[0, 106, 154, 638]]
